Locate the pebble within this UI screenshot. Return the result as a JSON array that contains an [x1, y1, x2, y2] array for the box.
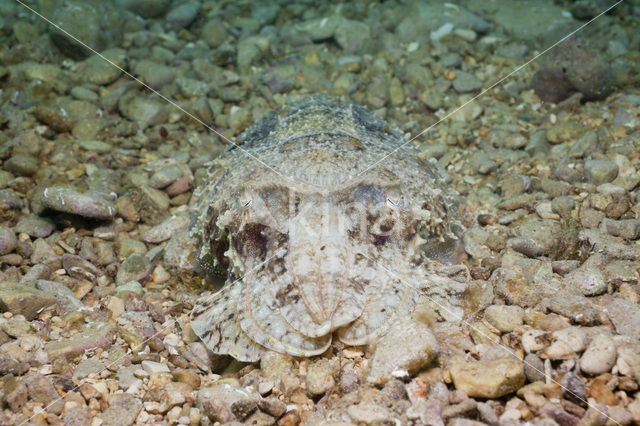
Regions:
[[116, 254, 153, 285], [452, 71, 482, 93], [604, 218, 640, 240], [580, 334, 616, 375], [0, 285, 56, 320], [141, 215, 190, 243], [540, 327, 586, 360], [40, 186, 115, 220], [0, 226, 17, 255], [197, 384, 261, 423], [584, 159, 619, 185], [73, 358, 106, 380], [545, 122, 586, 144], [605, 298, 640, 339], [449, 358, 525, 398], [306, 358, 336, 396], [3, 154, 38, 176], [97, 394, 142, 426], [368, 319, 438, 385], [14, 213, 55, 238], [142, 360, 170, 375], [45, 322, 113, 360], [484, 305, 524, 332], [563, 263, 607, 296]]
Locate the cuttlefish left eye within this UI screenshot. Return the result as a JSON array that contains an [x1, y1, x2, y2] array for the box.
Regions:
[[385, 187, 406, 209], [236, 188, 253, 210]]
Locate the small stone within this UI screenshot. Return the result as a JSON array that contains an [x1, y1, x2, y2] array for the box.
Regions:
[[452, 71, 482, 93], [14, 214, 55, 238], [484, 305, 524, 332], [45, 322, 113, 360], [197, 384, 261, 423], [41, 186, 115, 219], [142, 360, 170, 375], [73, 358, 106, 380], [540, 327, 586, 360], [201, 19, 228, 47], [3, 154, 38, 176], [545, 296, 598, 325], [116, 254, 153, 285], [563, 264, 607, 296], [35, 279, 84, 313], [605, 298, 640, 339], [450, 358, 525, 398], [306, 358, 336, 396], [334, 18, 371, 52], [523, 353, 546, 382], [584, 159, 619, 185], [0, 285, 56, 320], [173, 369, 201, 390], [133, 59, 176, 90], [141, 215, 190, 243], [604, 218, 640, 240], [0, 226, 17, 255], [368, 319, 438, 385], [545, 122, 586, 144], [97, 394, 142, 426], [165, 1, 201, 31], [580, 334, 616, 375]]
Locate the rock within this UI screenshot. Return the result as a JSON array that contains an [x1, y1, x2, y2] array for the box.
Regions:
[[173, 369, 201, 390], [24, 373, 64, 414], [197, 384, 261, 423], [133, 59, 176, 90], [452, 71, 482, 93], [604, 219, 640, 240], [368, 319, 438, 385], [114, 280, 144, 299], [3, 154, 38, 176], [166, 1, 201, 31], [523, 353, 546, 382], [484, 305, 524, 332], [306, 358, 336, 396], [164, 232, 198, 270], [3, 377, 28, 412], [0, 285, 56, 320], [560, 371, 587, 404], [73, 358, 106, 380], [540, 327, 586, 360], [115, 0, 171, 18], [605, 298, 640, 339], [83, 48, 126, 85], [15, 214, 55, 238], [545, 296, 598, 325], [580, 334, 616, 375], [45, 322, 113, 360], [584, 159, 619, 185], [348, 402, 397, 425], [141, 215, 190, 243], [334, 18, 371, 52], [118, 92, 168, 128], [40, 186, 115, 219], [563, 264, 607, 296], [533, 38, 612, 103], [142, 360, 170, 375], [98, 394, 142, 426], [116, 254, 153, 285], [150, 164, 184, 189], [516, 219, 562, 256], [201, 19, 228, 48], [449, 358, 525, 398], [546, 122, 586, 144], [34, 279, 84, 313], [0, 226, 17, 255], [117, 311, 161, 352], [49, 1, 122, 59]]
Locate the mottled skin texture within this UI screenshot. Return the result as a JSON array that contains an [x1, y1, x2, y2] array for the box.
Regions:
[[190, 95, 466, 362]]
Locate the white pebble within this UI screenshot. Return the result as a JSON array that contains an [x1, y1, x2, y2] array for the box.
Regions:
[[581, 334, 617, 375]]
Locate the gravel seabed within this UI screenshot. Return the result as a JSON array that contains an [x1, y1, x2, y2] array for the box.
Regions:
[[0, 0, 640, 425]]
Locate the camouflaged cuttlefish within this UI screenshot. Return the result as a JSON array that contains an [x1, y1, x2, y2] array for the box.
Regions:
[[189, 94, 467, 362]]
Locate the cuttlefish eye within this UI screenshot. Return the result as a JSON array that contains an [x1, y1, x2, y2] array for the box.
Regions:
[[385, 187, 406, 209], [236, 188, 253, 210]]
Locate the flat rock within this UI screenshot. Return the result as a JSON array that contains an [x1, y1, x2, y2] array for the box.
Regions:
[[45, 322, 113, 360], [97, 394, 142, 426], [581, 334, 617, 375], [450, 358, 525, 398], [606, 298, 640, 339], [368, 319, 438, 385], [0, 285, 56, 320], [41, 186, 115, 219], [197, 384, 261, 423]]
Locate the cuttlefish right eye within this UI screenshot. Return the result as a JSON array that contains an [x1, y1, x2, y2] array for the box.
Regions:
[[236, 187, 253, 210]]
